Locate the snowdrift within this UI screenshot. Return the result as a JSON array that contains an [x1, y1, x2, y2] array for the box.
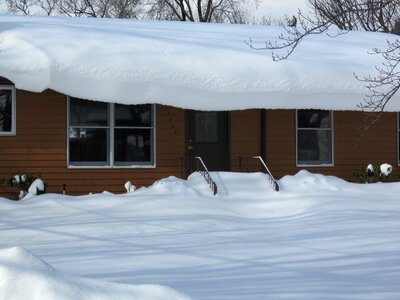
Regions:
[[0, 15, 399, 111], [0, 171, 399, 299], [0, 247, 190, 300]]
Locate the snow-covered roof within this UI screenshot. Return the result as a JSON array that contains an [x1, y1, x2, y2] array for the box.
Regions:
[[0, 14, 399, 111]]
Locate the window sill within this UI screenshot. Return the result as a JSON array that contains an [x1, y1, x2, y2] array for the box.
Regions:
[[0, 132, 16, 136], [67, 164, 156, 169], [297, 163, 334, 168]]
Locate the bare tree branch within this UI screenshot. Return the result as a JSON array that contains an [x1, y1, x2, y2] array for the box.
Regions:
[[6, 0, 142, 18], [251, 0, 399, 133], [146, 0, 258, 23], [6, 0, 33, 15], [356, 39, 400, 112]]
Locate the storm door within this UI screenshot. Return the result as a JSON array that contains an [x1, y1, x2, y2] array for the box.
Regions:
[[187, 110, 229, 171]]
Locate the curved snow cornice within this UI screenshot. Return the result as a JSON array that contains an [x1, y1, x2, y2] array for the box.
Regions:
[[0, 14, 399, 111]]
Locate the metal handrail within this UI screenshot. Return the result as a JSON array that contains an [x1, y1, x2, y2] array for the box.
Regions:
[[239, 156, 279, 191], [253, 156, 279, 191], [195, 157, 218, 195], [182, 156, 218, 195]]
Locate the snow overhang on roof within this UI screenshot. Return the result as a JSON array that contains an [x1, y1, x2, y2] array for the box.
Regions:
[[0, 14, 399, 111]]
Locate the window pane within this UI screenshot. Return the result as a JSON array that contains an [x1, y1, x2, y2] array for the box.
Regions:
[[114, 129, 152, 164], [0, 90, 12, 132], [194, 112, 218, 142], [298, 129, 332, 164], [70, 98, 109, 126], [115, 104, 152, 127], [298, 110, 331, 128], [69, 128, 109, 164]]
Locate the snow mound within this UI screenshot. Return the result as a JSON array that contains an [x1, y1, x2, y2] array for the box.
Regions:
[[136, 174, 212, 196], [0, 247, 191, 300], [279, 170, 349, 192], [0, 172, 400, 299], [0, 15, 399, 111], [140, 172, 278, 197], [210, 171, 277, 196]]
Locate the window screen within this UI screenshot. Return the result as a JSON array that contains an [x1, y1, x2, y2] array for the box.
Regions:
[[0, 88, 15, 134], [297, 110, 333, 165]]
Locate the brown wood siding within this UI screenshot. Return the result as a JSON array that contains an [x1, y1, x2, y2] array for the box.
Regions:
[[230, 109, 262, 171], [0, 88, 186, 198], [1, 82, 398, 198], [265, 110, 296, 177], [266, 109, 399, 181], [0, 77, 13, 85]]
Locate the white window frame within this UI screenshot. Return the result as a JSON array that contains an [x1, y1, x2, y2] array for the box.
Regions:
[[67, 97, 156, 169], [0, 85, 16, 136], [296, 110, 334, 167]]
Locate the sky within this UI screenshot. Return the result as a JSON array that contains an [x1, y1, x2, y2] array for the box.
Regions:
[[257, 0, 309, 18]]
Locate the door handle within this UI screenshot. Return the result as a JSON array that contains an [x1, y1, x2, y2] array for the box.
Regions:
[[188, 145, 194, 150]]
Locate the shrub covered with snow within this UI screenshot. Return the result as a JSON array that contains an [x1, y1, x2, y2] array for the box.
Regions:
[[124, 181, 136, 193], [24, 179, 46, 199], [1, 174, 46, 200], [366, 164, 374, 176], [353, 163, 394, 183], [380, 163, 393, 177]]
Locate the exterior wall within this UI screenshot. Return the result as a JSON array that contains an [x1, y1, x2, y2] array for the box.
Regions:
[[265, 110, 296, 177], [0, 88, 185, 198], [266, 109, 399, 181], [230, 109, 262, 171], [1, 83, 398, 198]]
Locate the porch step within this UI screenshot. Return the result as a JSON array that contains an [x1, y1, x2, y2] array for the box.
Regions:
[[208, 172, 277, 197]]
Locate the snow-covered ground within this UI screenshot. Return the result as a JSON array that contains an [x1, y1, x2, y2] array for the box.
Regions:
[[0, 171, 399, 299]]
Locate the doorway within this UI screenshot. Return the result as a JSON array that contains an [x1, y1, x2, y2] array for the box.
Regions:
[[187, 110, 230, 171]]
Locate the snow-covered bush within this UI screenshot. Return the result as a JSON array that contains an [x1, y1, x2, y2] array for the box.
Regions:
[[124, 181, 136, 193], [27, 179, 46, 195], [353, 163, 393, 183], [2, 174, 46, 200], [366, 164, 374, 177], [380, 163, 393, 177]]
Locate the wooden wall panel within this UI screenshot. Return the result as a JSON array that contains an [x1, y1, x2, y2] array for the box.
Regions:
[[0, 88, 186, 198], [230, 109, 261, 171], [1, 82, 398, 199], [332, 111, 398, 180], [0, 77, 13, 85], [265, 110, 297, 177], [266, 110, 399, 181]]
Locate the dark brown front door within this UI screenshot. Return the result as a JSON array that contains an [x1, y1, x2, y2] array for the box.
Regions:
[[187, 110, 229, 171]]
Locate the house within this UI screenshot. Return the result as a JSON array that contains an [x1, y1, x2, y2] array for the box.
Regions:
[[0, 15, 399, 197]]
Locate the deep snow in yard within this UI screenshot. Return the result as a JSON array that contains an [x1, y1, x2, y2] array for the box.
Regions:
[[0, 171, 399, 299]]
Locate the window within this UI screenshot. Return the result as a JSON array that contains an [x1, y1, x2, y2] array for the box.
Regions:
[[68, 97, 155, 167], [0, 86, 16, 135], [297, 110, 333, 166], [194, 112, 218, 143], [398, 112, 400, 165]]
